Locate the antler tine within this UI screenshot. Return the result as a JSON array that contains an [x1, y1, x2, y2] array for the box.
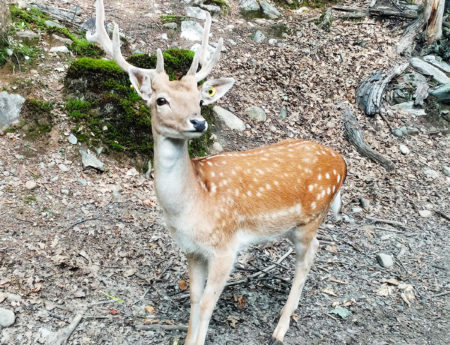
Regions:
[[87, 0, 163, 76], [187, 11, 223, 82]]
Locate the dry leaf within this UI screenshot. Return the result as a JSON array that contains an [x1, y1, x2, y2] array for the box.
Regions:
[[143, 318, 160, 325], [109, 308, 119, 315], [322, 287, 338, 297], [227, 315, 240, 328], [236, 295, 246, 309], [145, 305, 156, 314], [325, 245, 338, 253], [377, 283, 395, 296], [328, 277, 346, 285], [178, 280, 188, 291], [291, 313, 299, 323]]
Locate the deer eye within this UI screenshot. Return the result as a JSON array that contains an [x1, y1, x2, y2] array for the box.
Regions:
[[207, 87, 216, 97], [156, 97, 168, 106]]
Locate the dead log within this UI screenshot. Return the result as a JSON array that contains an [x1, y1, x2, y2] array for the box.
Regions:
[[395, 15, 425, 55], [424, 0, 445, 43], [340, 103, 395, 171], [318, 8, 333, 31], [356, 63, 409, 116], [369, 6, 419, 19]]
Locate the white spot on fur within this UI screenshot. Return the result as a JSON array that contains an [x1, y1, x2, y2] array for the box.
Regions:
[[325, 173, 330, 179], [308, 185, 314, 192], [337, 174, 341, 182]]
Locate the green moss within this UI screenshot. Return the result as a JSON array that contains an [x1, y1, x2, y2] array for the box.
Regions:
[[65, 48, 213, 165], [274, 0, 338, 9], [160, 15, 188, 25], [13, 99, 54, 139]]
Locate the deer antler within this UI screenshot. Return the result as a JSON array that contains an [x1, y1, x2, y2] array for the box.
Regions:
[[187, 11, 223, 82], [86, 0, 163, 76]]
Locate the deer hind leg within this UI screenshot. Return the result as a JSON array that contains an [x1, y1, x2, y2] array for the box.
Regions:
[[185, 253, 208, 345], [270, 221, 321, 344], [193, 252, 235, 345]]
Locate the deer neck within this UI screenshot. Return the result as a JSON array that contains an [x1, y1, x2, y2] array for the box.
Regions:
[[153, 134, 201, 217]]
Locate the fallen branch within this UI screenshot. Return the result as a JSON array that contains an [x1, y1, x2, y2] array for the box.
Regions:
[[395, 15, 425, 55], [366, 215, 407, 228], [369, 6, 419, 19], [318, 8, 333, 30], [52, 307, 87, 345], [332, 6, 369, 19], [136, 324, 188, 331], [340, 103, 395, 171], [356, 63, 409, 116]]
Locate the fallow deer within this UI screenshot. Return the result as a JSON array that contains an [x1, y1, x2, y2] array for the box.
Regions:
[[87, 1, 347, 344]]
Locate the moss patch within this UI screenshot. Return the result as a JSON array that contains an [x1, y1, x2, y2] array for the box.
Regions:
[[274, 0, 339, 9], [65, 49, 213, 168], [8, 99, 54, 139], [160, 15, 188, 25]]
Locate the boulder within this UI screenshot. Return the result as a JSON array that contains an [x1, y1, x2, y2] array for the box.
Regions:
[[213, 106, 246, 131], [245, 106, 266, 122], [410, 57, 450, 85], [239, 0, 260, 13], [0, 92, 25, 131], [260, 1, 281, 19], [181, 20, 204, 41]]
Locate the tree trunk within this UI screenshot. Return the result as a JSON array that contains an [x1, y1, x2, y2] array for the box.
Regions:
[[424, 0, 445, 43], [0, 0, 10, 40]]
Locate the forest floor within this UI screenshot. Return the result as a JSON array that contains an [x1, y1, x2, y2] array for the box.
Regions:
[[0, 0, 449, 344]]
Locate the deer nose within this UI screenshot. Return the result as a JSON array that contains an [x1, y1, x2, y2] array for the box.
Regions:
[[190, 119, 207, 132]]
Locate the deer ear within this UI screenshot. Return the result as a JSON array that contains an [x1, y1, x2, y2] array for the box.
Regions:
[[200, 78, 234, 105], [129, 68, 153, 102]]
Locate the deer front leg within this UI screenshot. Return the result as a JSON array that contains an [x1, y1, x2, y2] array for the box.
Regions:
[[270, 231, 320, 344], [194, 252, 235, 345], [185, 253, 208, 345]]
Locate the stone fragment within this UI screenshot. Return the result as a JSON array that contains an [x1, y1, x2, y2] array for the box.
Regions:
[[181, 21, 203, 41], [186, 6, 206, 20], [251, 30, 265, 43], [79, 150, 105, 172], [429, 83, 450, 103], [0, 92, 25, 131], [25, 180, 37, 190], [51, 33, 73, 45], [163, 22, 178, 30], [68, 134, 78, 145], [260, 0, 281, 19], [245, 106, 266, 122], [376, 253, 393, 268], [50, 46, 70, 54], [45, 20, 63, 28], [391, 101, 426, 116], [399, 144, 410, 155], [418, 210, 432, 218], [423, 55, 450, 73], [213, 106, 245, 131], [410, 57, 450, 85], [0, 307, 15, 327], [58, 164, 69, 172], [16, 30, 39, 39], [443, 166, 450, 177], [239, 0, 260, 13]]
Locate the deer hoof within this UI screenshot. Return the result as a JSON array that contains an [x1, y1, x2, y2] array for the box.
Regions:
[[269, 338, 283, 345]]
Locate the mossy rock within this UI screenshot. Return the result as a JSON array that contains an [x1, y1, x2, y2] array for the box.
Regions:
[[204, 0, 230, 14], [65, 49, 214, 168], [160, 15, 189, 25], [274, 0, 338, 9], [7, 99, 54, 139]]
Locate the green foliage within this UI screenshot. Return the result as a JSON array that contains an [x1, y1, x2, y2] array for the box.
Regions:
[[9, 5, 101, 58], [65, 48, 213, 165]]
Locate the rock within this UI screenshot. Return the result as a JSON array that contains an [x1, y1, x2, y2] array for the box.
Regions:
[[212, 141, 223, 153], [376, 253, 393, 268], [81, 17, 96, 32], [423, 55, 450, 73], [429, 83, 450, 103], [352, 207, 363, 213], [391, 101, 426, 116], [268, 38, 277, 45], [32, 4, 82, 23], [392, 128, 403, 137], [423, 168, 439, 179], [410, 57, 450, 85], [200, 4, 221, 14], [239, 0, 260, 13], [399, 144, 410, 155], [0, 307, 15, 327], [418, 210, 432, 218], [260, 0, 281, 19], [213, 106, 246, 131], [25, 180, 37, 190], [186, 6, 206, 20], [51, 34, 73, 45], [279, 106, 287, 119], [251, 30, 265, 43], [16, 30, 39, 40], [163, 22, 178, 30], [44, 20, 63, 28], [442, 166, 450, 177], [0, 92, 25, 131], [79, 149, 105, 172], [245, 106, 266, 122], [58, 164, 69, 172], [50, 46, 70, 54], [68, 134, 78, 145], [181, 20, 204, 41]]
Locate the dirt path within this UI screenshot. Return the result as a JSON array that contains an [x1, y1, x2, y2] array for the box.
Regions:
[[1, 1, 449, 344]]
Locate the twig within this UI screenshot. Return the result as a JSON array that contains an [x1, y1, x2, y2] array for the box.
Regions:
[[366, 215, 407, 228], [435, 210, 450, 221], [66, 217, 102, 231], [52, 306, 87, 345], [431, 291, 450, 298], [136, 324, 188, 331]]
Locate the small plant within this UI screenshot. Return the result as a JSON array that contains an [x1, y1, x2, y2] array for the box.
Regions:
[[12, 99, 55, 139]]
